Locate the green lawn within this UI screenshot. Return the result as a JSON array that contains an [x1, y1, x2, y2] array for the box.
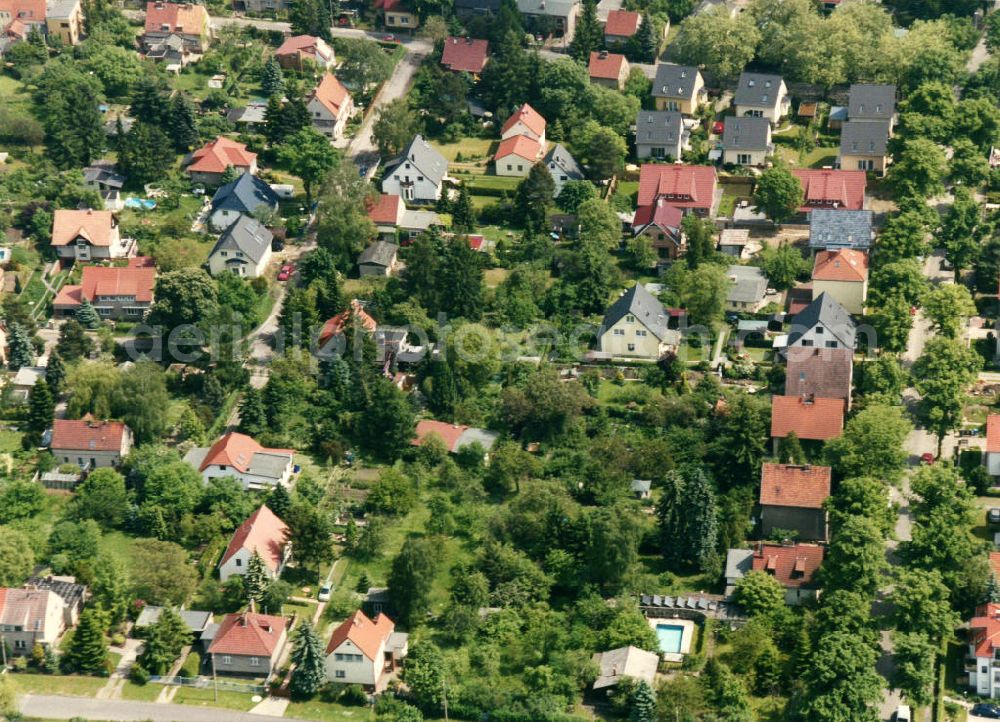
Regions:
[[0, 74, 31, 110], [0, 429, 24, 452], [776, 144, 839, 169], [284, 701, 375, 721], [11, 672, 106, 696], [120, 680, 163, 701], [171, 685, 257, 711], [430, 138, 495, 162]]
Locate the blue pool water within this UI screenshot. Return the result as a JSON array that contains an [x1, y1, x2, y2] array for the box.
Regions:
[[124, 198, 157, 210], [655, 624, 684, 654]]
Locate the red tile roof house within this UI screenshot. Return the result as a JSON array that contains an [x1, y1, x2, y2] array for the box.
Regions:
[[588, 50, 630, 90], [52, 262, 156, 321], [631, 199, 684, 260], [500, 103, 546, 145], [986, 415, 1000, 478], [0, 587, 69, 656], [50, 418, 133, 470], [759, 463, 832, 542], [967, 603, 1000, 697], [770, 394, 844, 453], [318, 299, 378, 350], [441, 36, 489, 75], [142, 1, 212, 53], [494, 135, 543, 178], [0, 0, 46, 40], [791, 169, 867, 213], [726, 542, 825, 605], [784, 347, 854, 412], [183, 432, 295, 491], [411, 419, 500, 457], [307, 73, 354, 141], [274, 34, 335, 71], [325, 610, 409, 691], [51, 209, 135, 262], [603, 9, 640, 45], [185, 136, 258, 186], [217, 505, 290, 582], [811, 248, 869, 315], [208, 612, 287, 677], [637, 163, 719, 218]]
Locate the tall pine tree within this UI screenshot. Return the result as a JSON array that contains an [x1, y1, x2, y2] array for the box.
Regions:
[[261, 56, 285, 98], [569, 0, 602, 62], [267, 486, 291, 520], [239, 386, 268, 437], [27, 378, 54, 437], [451, 184, 475, 233], [629, 17, 657, 63], [45, 351, 66, 396], [68, 608, 109, 674], [168, 93, 200, 151], [289, 621, 326, 700], [7, 323, 34, 370], [244, 550, 270, 606], [76, 298, 101, 329], [629, 681, 657, 722], [139, 607, 190, 674]]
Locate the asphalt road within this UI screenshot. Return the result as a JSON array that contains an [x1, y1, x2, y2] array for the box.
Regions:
[[20, 694, 317, 721]]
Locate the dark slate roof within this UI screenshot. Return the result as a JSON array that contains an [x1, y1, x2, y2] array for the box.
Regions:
[[839, 120, 889, 157], [808, 209, 873, 249], [602, 284, 671, 341], [787, 292, 857, 349], [635, 110, 683, 147], [726, 265, 767, 304], [210, 172, 281, 214], [83, 166, 126, 189], [733, 72, 784, 107], [383, 135, 448, 186], [454, 0, 501, 10], [651, 63, 701, 99], [211, 215, 274, 264], [26, 576, 86, 610], [544, 143, 584, 181], [722, 116, 771, 151], [358, 240, 398, 267], [848, 83, 896, 121]]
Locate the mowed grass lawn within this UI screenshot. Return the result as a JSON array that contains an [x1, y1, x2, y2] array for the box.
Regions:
[[12, 672, 107, 697], [430, 138, 495, 162], [120, 680, 163, 701], [171, 686, 257, 711]]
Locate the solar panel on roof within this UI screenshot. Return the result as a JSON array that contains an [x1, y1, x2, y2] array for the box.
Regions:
[[663, 596, 674, 607]]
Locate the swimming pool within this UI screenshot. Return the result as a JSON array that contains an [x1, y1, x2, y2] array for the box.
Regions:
[[655, 623, 685, 654], [124, 197, 157, 210]]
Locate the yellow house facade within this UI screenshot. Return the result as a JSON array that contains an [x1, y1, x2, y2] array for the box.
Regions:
[[599, 283, 677, 360], [46, 0, 84, 44], [652, 64, 704, 115], [811, 249, 868, 315]]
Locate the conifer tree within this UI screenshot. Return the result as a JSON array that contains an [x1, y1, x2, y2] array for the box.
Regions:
[[244, 550, 270, 605], [261, 56, 285, 98], [451, 184, 475, 233], [629, 681, 657, 722], [289, 621, 326, 699], [139, 607, 189, 674], [68, 608, 109, 674], [168, 93, 200, 151], [778, 431, 804, 464], [238, 386, 268, 436], [630, 17, 657, 63], [45, 350, 66, 396], [7, 322, 34, 370], [569, 0, 602, 62], [27, 378, 54, 437], [268, 485, 291, 521], [76, 298, 101, 329], [220, 165, 242, 185]]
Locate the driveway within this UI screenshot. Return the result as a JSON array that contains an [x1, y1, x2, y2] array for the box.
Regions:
[[20, 694, 317, 722]]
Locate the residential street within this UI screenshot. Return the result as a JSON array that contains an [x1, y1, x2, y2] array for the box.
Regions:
[[19, 694, 317, 721]]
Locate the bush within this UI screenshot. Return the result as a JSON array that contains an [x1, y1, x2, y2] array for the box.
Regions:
[[179, 651, 201, 678], [12, 656, 28, 672], [130, 665, 150, 685], [342, 683, 368, 706]]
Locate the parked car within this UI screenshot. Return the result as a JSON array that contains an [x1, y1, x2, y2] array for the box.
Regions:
[[972, 703, 1000, 719], [318, 584, 331, 602], [919, 452, 934, 465], [894, 705, 911, 722], [712, 120, 724, 135], [382, 33, 397, 42], [277, 263, 295, 281], [988, 508, 1000, 525]]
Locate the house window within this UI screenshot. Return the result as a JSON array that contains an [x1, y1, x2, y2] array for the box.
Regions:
[[613, 329, 624, 335], [825, 341, 838, 348], [336, 670, 346, 679], [651, 147, 665, 159], [400, 15, 408, 23], [636, 330, 647, 337], [737, 154, 752, 165], [749, 109, 763, 118], [801, 339, 813, 347], [626, 315, 635, 323], [857, 159, 874, 171], [815, 327, 823, 334], [665, 101, 679, 112], [250, 657, 259, 666], [223, 655, 232, 665], [235, 558, 242, 567], [517, 165, 523, 172], [627, 343, 636, 352], [14, 640, 25, 650]]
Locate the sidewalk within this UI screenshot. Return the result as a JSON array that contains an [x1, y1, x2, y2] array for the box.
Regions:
[[21, 694, 316, 721]]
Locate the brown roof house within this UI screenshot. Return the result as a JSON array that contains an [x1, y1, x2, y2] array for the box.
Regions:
[[50, 418, 133, 470], [51, 209, 135, 262], [325, 610, 408, 691], [725, 542, 824, 605], [185, 137, 258, 186], [785, 347, 854, 411], [307, 74, 354, 141], [603, 9, 641, 45], [208, 612, 287, 677], [0, 587, 69, 655], [440, 36, 488, 74], [274, 34, 335, 70], [759, 463, 832, 542], [588, 50, 629, 90], [142, 1, 211, 53], [52, 261, 156, 321]]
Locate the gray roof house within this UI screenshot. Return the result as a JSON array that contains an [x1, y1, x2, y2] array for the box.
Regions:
[[651, 64, 704, 113], [544, 143, 585, 195], [839, 121, 889, 157], [592, 646, 659, 690], [207, 216, 274, 278], [382, 135, 449, 204], [599, 283, 679, 359], [808, 209, 874, 250], [786, 292, 857, 350], [603, 284, 673, 341], [721, 116, 773, 166], [358, 241, 399, 277], [454, 0, 502, 15], [848, 83, 896, 124], [515, 0, 580, 38], [634, 110, 685, 161], [725, 265, 768, 312], [724, 548, 754, 597], [134, 606, 213, 636], [733, 72, 789, 124], [209, 172, 281, 231]]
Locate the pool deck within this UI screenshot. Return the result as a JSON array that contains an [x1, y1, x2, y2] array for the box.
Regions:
[[649, 617, 695, 663]]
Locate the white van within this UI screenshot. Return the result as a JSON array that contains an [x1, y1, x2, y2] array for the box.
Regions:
[[894, 705, 911, 722]]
